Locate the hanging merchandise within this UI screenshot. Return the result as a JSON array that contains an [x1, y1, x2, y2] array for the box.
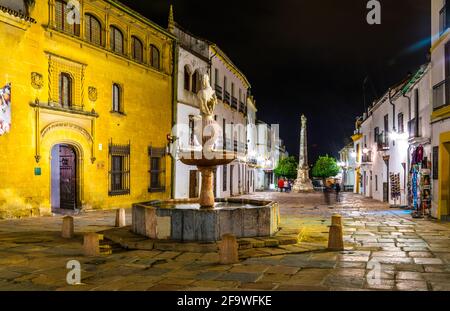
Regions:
[[411, 167, 419, 212], [410, 146, 432, 219], [390, 173, 401, 202]]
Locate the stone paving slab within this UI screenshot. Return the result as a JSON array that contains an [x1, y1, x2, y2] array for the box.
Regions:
[[0, 192, 450, 291]]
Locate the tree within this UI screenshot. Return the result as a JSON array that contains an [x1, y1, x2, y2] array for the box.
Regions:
[[312, 155, 340, 182], [274, 156, 298, 180]]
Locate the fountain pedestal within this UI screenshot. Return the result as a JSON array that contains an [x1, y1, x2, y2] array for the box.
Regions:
[[198, 166, 215, 208]]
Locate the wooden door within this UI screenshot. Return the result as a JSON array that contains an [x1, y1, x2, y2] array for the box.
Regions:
[[59, 145, 77, 210]]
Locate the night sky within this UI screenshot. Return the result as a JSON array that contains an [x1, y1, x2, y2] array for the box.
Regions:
[[120, 0, 431, 163]]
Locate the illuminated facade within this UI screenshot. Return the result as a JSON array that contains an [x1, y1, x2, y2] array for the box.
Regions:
[[431, 0, 450, 220], [0, 0, 175, 217]]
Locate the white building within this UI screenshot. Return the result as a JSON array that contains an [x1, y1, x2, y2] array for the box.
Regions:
[[430, 0, 450, 220], [338, 142, 356, 192], [169, 8, 255, 199], [352, 65, 432, 210]]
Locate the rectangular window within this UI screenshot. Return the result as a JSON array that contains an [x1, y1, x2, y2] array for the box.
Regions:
[[148, 146, 166, 192], [223, 165, 227, 191], [108, 141, 130, 196], [375, 175, 378, 191], [374, 127, 379, 142], [398, 113, 404, 133], [112, 83, 122, 113], [189, 115, 195, 146], [222, 118, 226, 149], [433, 146, 439, 180]]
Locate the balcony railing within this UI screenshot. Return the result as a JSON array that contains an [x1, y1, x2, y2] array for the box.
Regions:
[[361, 151, 372, 164], [224, 91, 230, 104], [239, 101, 245, 113], [377, 133, 389, 151], [231, 97, 238, 109], [433, 79, 450, 111], [215, 84, 223, 100]]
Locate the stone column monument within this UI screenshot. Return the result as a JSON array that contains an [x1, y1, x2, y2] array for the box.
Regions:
[[293, 115, 314, 193]]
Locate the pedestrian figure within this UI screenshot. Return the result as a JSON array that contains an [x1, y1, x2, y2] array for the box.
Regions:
[[284, 178, 289, 193], [335, 183, 341, 203], [278, 178, 285, 192], [323, 182, 331, 206]]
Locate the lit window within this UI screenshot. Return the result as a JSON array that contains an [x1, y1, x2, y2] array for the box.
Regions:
[[150, 45, 160, 69], [110, 26, 124, 54], [131, 36, 143, 62], [85, 14, 102, 46], [112, 83, 122, 113]]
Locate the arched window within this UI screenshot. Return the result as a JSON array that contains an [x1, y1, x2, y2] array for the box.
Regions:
[[55, 0, 80, 36], [110, 26, 124, 54], [59, 73, 72, 108], [131, 36, 143, 63], [184, 65, 191, 91], [192, 70, 200, 94], [85, 14, 102, 46], [150, 45, 160, 70], [112, 83, 122, 113]]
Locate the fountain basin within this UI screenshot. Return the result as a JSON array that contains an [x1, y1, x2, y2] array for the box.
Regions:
[[132, 198, 280, 242], [178, 150, 236, 167]]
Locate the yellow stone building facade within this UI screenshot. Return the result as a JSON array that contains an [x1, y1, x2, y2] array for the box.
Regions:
[[0, 0, 175, 218]]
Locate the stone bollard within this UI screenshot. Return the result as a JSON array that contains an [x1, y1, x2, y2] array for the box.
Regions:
[[328, 214, 344, 251], [219, 234, 239, 265], [62, 216, 74, 239], [83, 233, 100, 257], [115, 208, 126, 227]]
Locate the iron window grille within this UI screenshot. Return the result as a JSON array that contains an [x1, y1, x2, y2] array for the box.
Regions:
[[108, 140, 130, 196]]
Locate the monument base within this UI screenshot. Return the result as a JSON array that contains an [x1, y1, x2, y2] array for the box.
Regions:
[[292, 180, 315, 193], [292, 168, 315, 193]]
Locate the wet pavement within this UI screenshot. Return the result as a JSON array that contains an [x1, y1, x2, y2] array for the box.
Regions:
[[0, 192, 449, 291]]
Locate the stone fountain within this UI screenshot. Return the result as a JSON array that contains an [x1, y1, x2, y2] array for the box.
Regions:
[[132, 74, 280, 242]]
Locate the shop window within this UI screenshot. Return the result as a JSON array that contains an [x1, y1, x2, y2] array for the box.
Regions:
[[55, 0, 80, 36], [108, 141, 130, 196], [150, 45, 160, 70], [85, 14, 102, 46], [433, 146, 439, 180], [148, 146, 166, 192]]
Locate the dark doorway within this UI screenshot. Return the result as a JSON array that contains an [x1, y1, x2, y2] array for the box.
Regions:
[[52, 144, 77, 210], [189, 170, 199, 198]]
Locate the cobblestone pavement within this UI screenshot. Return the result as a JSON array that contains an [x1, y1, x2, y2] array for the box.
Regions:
[[0, 192, 449, 291]]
